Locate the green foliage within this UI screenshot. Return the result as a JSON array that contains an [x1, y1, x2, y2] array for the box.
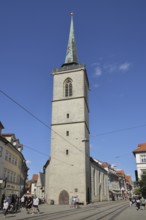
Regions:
[[138, 173, 146, 198], [133, 187, 141, 195]]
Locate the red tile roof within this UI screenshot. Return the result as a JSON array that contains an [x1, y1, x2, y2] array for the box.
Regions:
[[32, 174, 38, 182], [116, 170, 125, 177], [133, 143, 146, 155], [101, 162, 110, 168], [125, 175, 132, 182], [1, 133, 15, 137]]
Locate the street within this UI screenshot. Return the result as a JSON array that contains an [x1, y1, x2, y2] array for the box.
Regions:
[[1, 200, 146, 220]]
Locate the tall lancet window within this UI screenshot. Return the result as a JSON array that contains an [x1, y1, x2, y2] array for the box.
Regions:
[[64, 78, 73, 97]]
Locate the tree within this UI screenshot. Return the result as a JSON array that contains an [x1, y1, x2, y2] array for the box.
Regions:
[[138, 173, 146, 198], [133, 187, 141, 195]]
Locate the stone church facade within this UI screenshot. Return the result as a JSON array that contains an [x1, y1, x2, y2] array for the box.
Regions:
[[44, 14, 109, 205]]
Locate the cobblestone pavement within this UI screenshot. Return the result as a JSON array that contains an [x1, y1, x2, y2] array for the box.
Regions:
[[0, 200, 146, 220]]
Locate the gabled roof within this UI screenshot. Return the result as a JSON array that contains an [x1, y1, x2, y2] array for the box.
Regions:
[[133, 143, 146, 156], [125, 175, 132, 182], [90, 157, 108, 173], [0, 121, 4, 129], [32, 174, 38, 183], [116, 170, 125, 178], [1, 133, 15, 137], [101, 162, 110, 168]]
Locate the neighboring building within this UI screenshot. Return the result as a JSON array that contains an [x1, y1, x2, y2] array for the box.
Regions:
[[116, 170, 133, 198], [90, 158, 109, 202], [0, 122, 28, 206], [45, 14, 90, 205], [116, 170, 127, 198], [125, 175, 133, 196], [133, 143, 146, 180], [36, 172, 45, 200], [25, 179, 32, 194], [101, 162, 121, 200], [30, 174, 38, 195]]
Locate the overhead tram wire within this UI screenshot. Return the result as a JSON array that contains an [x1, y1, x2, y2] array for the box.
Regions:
[[92, 124, 146, 137], [1, 89, 146, 158], [0, 89, 85, 155], [23, 144, 49, 157], [0, 89, 118, 168], [23, 144, 74, 167]]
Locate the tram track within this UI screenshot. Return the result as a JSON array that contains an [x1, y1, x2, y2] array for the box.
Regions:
[[17, 201, 128, 220]]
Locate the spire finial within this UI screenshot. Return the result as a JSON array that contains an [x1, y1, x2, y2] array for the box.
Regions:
[[62, 12, 78, 66]]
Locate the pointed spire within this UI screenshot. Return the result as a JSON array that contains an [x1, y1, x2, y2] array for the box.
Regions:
[[63, 12, 78, 66]]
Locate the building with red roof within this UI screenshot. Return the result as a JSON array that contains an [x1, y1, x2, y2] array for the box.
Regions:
[[133, 143, 146, 180]]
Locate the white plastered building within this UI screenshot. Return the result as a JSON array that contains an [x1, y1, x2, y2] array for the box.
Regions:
[[133, 143, 146, 180]]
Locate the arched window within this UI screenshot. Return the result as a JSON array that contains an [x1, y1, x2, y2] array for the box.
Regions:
[[64, 78, 73, 97]]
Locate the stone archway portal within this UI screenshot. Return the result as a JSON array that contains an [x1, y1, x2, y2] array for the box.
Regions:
[[59, 190, 69, 205]]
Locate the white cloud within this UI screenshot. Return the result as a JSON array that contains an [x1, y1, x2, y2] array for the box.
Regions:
[[108, 64, 117, 73], [119, 62, 131, 71], [26, 160, 31, 165], [92, 60, 131, 79], [93, 83, 100, 88], [95, 66, 102, 77]]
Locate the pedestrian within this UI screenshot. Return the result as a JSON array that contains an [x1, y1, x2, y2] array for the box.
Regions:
[[75, 195, 79, 208], [69, 196, 74, 208], [73, 196, 76, 208], [132, 198, 135, 205], [1, 194, 5, 209], [141, 197, 146, 210], [31, 196, 40, 214], [25, 195, 33, 214], [3, 196, 11, 217], [128, 197, 132, 207], [20, 196, 25, 208], [136, 197, 141, 210]]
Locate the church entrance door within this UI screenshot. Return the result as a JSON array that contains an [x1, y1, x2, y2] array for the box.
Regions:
[[59, 190, 69, 204]]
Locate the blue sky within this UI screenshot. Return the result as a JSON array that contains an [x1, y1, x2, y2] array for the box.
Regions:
[[0, 0, 146, 180]]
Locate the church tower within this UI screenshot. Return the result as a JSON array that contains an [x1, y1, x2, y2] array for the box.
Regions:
[[45, 13, 90, 205]]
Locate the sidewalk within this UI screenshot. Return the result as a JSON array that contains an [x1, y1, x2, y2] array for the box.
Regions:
[[0, 203, 72, 219], [1, 201, 146, 220]]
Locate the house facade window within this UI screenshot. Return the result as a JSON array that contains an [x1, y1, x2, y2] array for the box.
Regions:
[[141, 169, 146, 175], [140, 155, 146, 163], [66, 131, 69, 136], [64, 78, 73, 97]]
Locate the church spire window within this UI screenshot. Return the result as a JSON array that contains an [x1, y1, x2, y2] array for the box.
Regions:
[[64, 78, 73, 97]]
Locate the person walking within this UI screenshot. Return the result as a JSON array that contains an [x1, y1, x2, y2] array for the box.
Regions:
[[141, 197, 146, 210], [136, 197, 141, 211], [3, 196, 11, 218], [75, 195, 79, 209], [128, 197, 132, 207], [31, 196, 40, 214], [25, 195, 33, 214], [20, 196, 25, 208], [70, 196, 74, 208]]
